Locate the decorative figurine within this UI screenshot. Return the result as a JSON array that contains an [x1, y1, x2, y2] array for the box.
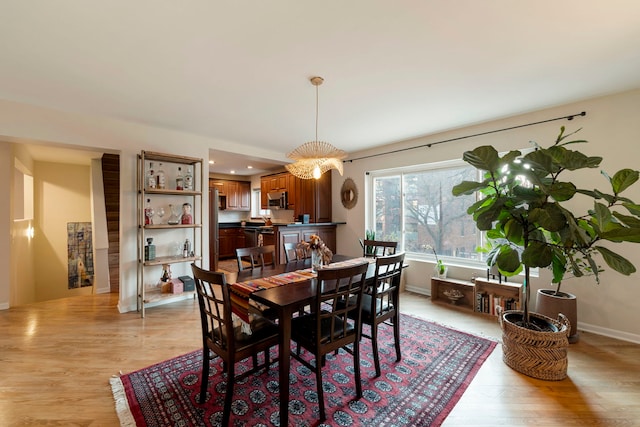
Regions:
[[181, 202, 193, 225]]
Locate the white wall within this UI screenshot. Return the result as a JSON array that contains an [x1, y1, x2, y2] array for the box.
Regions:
[[90, 158, 111, 294], [333, 88, 640, 342], [2, 90, 639, 341]]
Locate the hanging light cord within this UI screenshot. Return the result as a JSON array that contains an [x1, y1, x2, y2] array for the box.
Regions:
[[344, 111, 587, 163], [315, 82, 319, 142]]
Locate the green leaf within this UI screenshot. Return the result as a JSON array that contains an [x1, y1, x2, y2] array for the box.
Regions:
[[523, 150, 555, 175], [611, 169, 639, 195], [496, 246, 522, 275], [593, 202, 613, 229], [548, 181, 576, 201], [550, 249, 567, 284], [623, 202, 640, 217], [600, 228, 640, 243], [575, 189, 603, 199], [585, 253, 600, 284], [512, 185, 545, 204], [476, 209, 498, 230], [452, 180, 485, 196], [612, 211, 640, 228], [462, 146, 502, 172], [522, 241, 553, 268], [499, 150, 523, 168], [595, 246, 636, 275], [504, 219, 524, 244], [529, 204, 566, 232], [465, 196, 491, 215], [474, 199, 505, 230], [556, 148, 601, 170]]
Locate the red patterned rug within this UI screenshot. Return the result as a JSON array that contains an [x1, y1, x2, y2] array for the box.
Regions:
[[110, 314, 496, 427]]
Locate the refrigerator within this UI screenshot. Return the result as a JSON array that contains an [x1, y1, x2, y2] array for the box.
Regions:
[[209, 188, 219, 271]]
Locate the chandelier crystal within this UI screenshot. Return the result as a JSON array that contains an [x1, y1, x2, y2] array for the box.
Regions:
[[286, 77, 346, 180]]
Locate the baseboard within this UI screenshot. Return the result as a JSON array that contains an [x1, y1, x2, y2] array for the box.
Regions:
[[402, 284, 640, 344], [405, 284, 430, 296], [577, 322, 640, 344]]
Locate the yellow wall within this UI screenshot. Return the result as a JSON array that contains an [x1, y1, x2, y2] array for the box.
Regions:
[[0, 142, 11, 308], [8, 144, 36, 307], [33, 162, 94, 301]]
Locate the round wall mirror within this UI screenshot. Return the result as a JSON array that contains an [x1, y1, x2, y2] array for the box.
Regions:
[[340, 178, 358, 209]]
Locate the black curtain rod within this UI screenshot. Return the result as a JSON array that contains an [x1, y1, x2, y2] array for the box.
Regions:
[[344, 111, 587, 163]]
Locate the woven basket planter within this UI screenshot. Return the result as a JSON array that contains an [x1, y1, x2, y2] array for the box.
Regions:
[[498, 309, 571, 381]]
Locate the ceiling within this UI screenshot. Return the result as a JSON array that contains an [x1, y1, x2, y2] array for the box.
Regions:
[[3, 2, 640, 175]]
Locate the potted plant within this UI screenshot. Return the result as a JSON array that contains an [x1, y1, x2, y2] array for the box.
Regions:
[[424, 244, 447, 278], [452, 126, 640, 380]]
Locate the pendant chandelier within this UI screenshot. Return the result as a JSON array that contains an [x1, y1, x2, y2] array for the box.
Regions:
[[286, 76, 346, 180]]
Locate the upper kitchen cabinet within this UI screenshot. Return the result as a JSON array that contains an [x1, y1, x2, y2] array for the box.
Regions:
[[209, 179, 227, 195], [296, 171, 331, 223], [261, 171, 295, 209], [209, 178, 251, 211], [261, 171, 331, 223], [237, 181, 251, 210]]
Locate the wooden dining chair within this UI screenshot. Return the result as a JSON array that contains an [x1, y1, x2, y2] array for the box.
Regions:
[[283, 242, 310, 263], [236, 244, 276, 271], [290, 261, 370, 422], [359, 252, 405, 377], [191, 263, 279, 427], [362, 239, 398, 258]]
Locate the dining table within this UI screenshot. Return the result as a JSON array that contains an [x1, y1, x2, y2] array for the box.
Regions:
[[230, 254, 377, 427]]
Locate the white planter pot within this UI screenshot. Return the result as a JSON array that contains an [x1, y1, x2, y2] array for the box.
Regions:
[[434, 265, 448, 279], [535, 289, 579, 343]]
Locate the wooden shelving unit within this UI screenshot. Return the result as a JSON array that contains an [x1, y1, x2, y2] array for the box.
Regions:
[[431, 278, 475, 312], [431, 277, 522, 317], [137, 151, 203, 317], [473, 278, 522, 316]]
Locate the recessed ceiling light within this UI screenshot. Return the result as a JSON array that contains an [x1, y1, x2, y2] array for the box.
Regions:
[[209, 160, 214, 164], [248, 166, 253, 169], [230, 170, 236, 174]]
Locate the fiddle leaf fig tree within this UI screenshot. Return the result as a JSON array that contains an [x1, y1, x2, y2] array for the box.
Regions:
[[452, 127, 640, 327]]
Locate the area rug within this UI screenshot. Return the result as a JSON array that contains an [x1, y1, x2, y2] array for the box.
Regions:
[[110, 314, 496, 427]]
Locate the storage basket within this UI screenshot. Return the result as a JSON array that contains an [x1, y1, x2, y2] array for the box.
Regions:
[[498, 309, 570, 381]]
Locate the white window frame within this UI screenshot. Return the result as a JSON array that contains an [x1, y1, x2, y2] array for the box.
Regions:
[[365, 153, 538, 277]]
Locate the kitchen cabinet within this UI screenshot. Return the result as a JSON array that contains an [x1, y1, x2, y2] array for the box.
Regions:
[[226, 181, 239, 208], [295, 171, 332, 223], [238, 181, 251, 210], [260, 171, 292, 209], [210, 180, 227, 195], [260, 171, 330, 221], [274, 224, 337, 264], [219, 227, 246, 259], [210, 179, 251, 211], [137, 150, 203, 317]]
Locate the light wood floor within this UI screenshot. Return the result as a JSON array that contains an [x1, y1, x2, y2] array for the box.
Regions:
[[1, 292, 639, 426]]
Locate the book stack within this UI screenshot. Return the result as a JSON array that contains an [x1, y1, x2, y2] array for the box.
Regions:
[[475, 292, 519, 316]]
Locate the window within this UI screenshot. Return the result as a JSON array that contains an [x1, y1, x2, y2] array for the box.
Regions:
[[368, 160, 488, 267], [251, 189, 271, 218]]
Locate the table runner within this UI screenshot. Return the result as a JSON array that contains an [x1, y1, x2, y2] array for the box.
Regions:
[[229, 257, 372, 323], [230, 270, 314, 322]]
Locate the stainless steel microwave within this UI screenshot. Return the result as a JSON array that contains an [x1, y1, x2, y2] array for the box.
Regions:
[[267, 190, 288, 209]]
